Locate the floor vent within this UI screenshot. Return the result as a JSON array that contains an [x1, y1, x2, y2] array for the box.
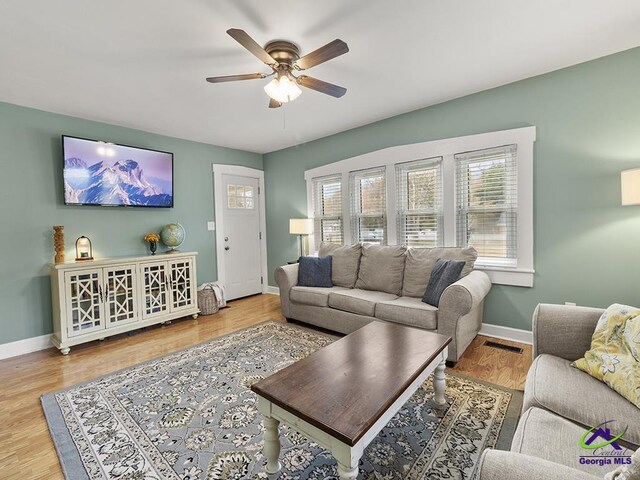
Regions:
[[483, 340, 523, 354]]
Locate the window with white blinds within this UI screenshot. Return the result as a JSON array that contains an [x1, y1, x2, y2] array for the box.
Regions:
[[455, 145, 517, 264], [350, 167, 386, 244], [312, 174, 343, 244], [304, 127, 535, 286], [396, 157, 443, 247]]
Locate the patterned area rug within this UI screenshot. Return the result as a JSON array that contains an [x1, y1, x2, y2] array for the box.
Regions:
[[42, 321, 522, 480]]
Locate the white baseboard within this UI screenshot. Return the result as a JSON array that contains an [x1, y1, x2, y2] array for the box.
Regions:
[[0, 334, 53, 360], [265, 286, 279, 295], [0, 319, 527, 360], [479, 323, 532, 345]]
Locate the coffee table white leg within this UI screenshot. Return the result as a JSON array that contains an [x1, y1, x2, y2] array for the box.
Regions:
[[263, 417, 282, 475], [337, 462, 359, 480], [433, 358, 447, 405], [333, 443, 360, 480]]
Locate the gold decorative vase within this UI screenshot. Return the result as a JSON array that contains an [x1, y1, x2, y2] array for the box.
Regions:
[[53, 226, 65, 264]]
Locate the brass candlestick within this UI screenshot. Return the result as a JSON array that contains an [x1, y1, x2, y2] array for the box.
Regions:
[[53, 226, 65, 264]]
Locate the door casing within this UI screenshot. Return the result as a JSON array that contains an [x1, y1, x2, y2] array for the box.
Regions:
[[212, 164, 268, 296]]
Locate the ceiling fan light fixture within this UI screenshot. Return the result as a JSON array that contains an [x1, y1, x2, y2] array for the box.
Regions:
[[264, 74, 302, 103], [206, 29, 348, 108]]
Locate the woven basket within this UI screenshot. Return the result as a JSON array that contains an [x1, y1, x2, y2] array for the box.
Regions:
[[197, 285, 219, 315]]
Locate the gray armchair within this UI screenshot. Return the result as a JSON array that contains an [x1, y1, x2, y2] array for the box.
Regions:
[[477, 303, 639, 480]]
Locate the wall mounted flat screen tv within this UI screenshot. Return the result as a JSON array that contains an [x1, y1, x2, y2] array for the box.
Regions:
[[63, 135, 174, 207]]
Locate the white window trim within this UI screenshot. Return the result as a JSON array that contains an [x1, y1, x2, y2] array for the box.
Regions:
[[304, 126, 536, 287]]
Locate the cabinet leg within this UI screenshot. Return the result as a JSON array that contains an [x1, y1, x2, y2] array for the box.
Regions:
[[192, 313, 198, 319], [60, 347, 70, 355], [162, 320, 172, 325]]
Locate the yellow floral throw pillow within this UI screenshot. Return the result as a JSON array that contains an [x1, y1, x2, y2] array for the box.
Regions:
[[573, 303, 640, 408]]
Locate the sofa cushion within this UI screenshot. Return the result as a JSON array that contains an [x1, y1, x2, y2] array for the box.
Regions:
[[375, 296, 438, 330], [290, 286, 348, 308], [523, 354, 640, 449], [512, 407, 619, 476], [328, 289, 398, 317], [319, 243, 362, 288], [355, 244, 407, 295], [297, 256, 333, 287], [402, 246, 477, 297]]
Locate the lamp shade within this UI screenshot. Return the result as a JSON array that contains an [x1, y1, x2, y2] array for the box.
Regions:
[[289, 218, 313, 235], [621, 168, 640, 206]]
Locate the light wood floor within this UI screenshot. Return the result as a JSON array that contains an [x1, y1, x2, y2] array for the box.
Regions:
[[0, 294, 531, 479]]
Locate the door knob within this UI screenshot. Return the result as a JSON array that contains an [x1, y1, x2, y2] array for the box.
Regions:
[[225, 246, 230, 251], [224, 237, 229, 242]]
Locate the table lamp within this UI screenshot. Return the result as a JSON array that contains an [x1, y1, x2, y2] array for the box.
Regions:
[[290, 218, 313, 258], [75, 235, 93, 261]]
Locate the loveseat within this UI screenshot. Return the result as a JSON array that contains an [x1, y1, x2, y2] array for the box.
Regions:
[[275, 243, 492, 363], [477, 304, 640, 479]]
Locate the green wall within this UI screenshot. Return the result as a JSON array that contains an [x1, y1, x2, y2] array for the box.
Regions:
[[263, 47, 640, 331], [0, 102, 262, 344], [3, 46, 639, 344]]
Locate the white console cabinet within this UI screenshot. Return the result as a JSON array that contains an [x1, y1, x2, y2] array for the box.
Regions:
[[50, 252, 198, 354]]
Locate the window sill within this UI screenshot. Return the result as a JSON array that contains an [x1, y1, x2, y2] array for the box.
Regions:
[[474, 265, 534, 287]]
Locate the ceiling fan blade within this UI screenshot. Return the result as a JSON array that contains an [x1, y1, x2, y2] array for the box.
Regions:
[[227, 28, 279, 67], [206, 73, 265, 83], [297, 75, 347, 98], [294, 39, 348, 70], [268, 98, 282, 109]]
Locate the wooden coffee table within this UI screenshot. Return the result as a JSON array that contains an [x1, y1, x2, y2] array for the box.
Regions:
[[251, 322, 451, 479]]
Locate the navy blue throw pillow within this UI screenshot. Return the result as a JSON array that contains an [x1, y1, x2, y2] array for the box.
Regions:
[[297, 256, 333, 288], [422, 259, 465, 307]]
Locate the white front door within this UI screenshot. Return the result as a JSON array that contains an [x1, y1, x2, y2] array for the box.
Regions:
[[221, 174, 263, 300]]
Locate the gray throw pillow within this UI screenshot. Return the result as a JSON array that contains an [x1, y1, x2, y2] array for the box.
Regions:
[[422, 259, 465, 307], [297, 256, 333, 288], [403, 246, 477, 297]]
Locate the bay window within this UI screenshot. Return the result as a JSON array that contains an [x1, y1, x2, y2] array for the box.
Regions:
[[305, 126, 535, 286]]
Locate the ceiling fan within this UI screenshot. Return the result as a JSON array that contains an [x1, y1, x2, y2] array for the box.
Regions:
[[206, 29, 349, 108]]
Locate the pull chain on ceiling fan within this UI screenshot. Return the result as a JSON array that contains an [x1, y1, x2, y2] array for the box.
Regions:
[[206, 29, 349, 108]]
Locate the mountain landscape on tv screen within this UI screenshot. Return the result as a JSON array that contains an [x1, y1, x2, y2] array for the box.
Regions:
[[64, 157, 172, 206]]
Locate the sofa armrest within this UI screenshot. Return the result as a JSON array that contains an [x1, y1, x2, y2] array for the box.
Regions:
[[477, 450, 600, 480], [532, 303, 603, 361], [274, 264, 299, 318], [440, 270, 492, 314], [437, 270, 491, 361]]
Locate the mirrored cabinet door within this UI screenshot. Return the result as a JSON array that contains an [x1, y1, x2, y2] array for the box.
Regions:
[[168, 257, 196, 312], [64, 269, 106, 337], [104, 264, 139, 326], [141, 261, 170, 319]]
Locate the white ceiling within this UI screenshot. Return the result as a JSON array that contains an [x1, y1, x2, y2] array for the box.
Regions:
[[1, 1, 639, 154]]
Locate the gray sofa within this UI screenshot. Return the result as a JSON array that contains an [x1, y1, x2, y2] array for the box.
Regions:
[[477, 303, 640, 479], [275, 243, 492, 362]]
